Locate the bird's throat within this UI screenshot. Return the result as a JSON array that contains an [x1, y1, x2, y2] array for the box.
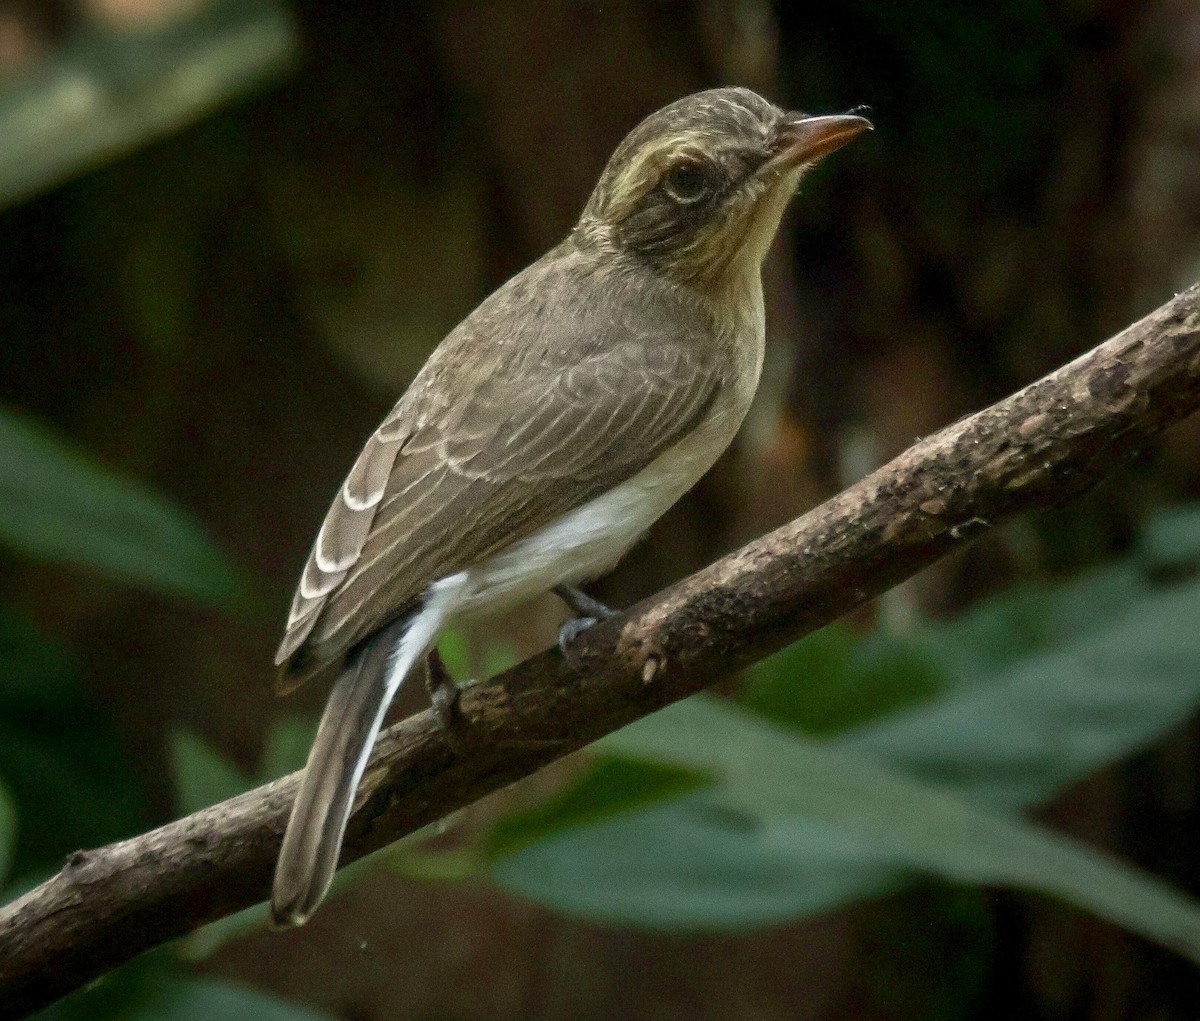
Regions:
[[737, 168, 804, 271]]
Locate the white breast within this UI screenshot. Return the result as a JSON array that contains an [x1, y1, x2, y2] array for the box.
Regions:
[[450, 281, 766, 622]]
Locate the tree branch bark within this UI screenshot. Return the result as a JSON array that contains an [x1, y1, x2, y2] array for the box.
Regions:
[[3, 283, 1200, 1016]]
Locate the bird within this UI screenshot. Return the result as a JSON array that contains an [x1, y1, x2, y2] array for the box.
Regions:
[[270, 86, 870, 927]]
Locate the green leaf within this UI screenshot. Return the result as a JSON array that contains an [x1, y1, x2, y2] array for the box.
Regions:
[[1137, 503, 1200, 571], [0, 602, 150, 881], [32, 956, 335, 1021], [0, 406, 243, 603], [486, 755, 712, 859], [0, 776, 16, 888], [492, 568, 1200, 950], [179, 903, 270, 962], [258, 716, 318, 781], [0, 716, 148, 879], [491, 791, 902, 929], [0, 602, 81, 712], [435, 630, 518, 683], [170, 731, 251, 817], [487, 562, 1163, 922], [119, 978, 334, 1021], [848, 573, 1200, 811], [917, 562, 1148, 682], [741, 624, 946, 735], [495, 697, 1200, 963], [436, 629, 472, 681]]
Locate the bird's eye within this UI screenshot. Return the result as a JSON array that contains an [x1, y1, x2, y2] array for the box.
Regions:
[[662, 161, 714, 204]]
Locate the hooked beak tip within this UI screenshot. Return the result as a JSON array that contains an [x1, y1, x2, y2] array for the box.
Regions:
[[766, 112, 872, 172]]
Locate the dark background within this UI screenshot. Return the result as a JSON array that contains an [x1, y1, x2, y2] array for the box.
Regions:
[[2, 1, 1200, 1019]]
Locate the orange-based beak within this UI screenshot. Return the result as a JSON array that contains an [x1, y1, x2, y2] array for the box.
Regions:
[[763, 112, 872, 176]]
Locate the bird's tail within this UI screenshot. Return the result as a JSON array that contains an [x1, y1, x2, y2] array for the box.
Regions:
[[271, 588, 456, 927]]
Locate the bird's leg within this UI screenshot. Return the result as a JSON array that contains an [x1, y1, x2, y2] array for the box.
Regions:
[[553, 584, 619, 654], [424, 647, 465, 745]]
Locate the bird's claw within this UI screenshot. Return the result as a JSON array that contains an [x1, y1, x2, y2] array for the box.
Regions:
[[553, 585, 620, 661], [557, 615, 599, 655]]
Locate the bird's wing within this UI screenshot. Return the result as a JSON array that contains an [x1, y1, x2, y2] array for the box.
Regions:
[[276, 329, 719, 691]]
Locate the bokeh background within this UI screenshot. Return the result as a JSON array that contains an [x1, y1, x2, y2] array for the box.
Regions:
[[3, 1, 1200, 1019]]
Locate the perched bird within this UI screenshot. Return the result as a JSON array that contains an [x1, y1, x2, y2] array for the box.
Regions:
[[271, 87, 870, 926]]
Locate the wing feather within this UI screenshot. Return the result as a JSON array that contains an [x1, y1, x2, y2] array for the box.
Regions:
[[277, 252, 725, 689]]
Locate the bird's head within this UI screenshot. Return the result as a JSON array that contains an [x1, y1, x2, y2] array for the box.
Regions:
[[579, 87, 870, 288]]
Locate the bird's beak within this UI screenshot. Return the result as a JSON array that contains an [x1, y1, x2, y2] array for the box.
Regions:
[[762, 112, 873, 177]]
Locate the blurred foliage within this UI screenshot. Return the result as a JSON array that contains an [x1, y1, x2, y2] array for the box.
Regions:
[[737, 624, 947, 734], [0, 407, 244, 604], [0, 598, 148, 878], [859, 883, 997, 1021], [485, 756, 713, 860], [171, 717, 314, 817], [0, 775, 14, 889], [0, 401, 264, 1015], [32, 951, 334, 1021], [0, 0, 296, 211], [484, 507, 1200, 956]]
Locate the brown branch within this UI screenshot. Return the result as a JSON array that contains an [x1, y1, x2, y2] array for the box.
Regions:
[[4, 284, 1200, 1016]]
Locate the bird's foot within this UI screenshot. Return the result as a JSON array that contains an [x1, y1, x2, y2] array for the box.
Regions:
[[554, 584, 618, 622], [557, 615, 599, 652], [425, 648, 467, 751], [553, 585, 619, 657]]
